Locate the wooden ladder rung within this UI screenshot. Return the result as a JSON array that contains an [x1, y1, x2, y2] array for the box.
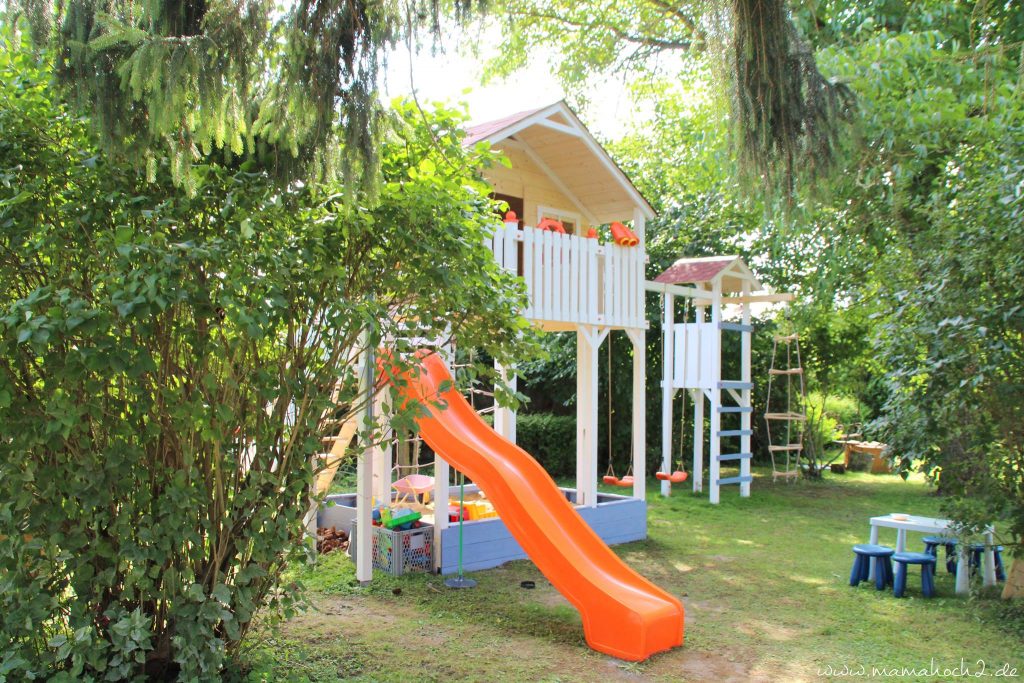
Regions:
[[718, 452, 753, 462], [774, 334, 800, 343], [764, 412, 806, 421], [716, 474, 754, 486], [769, 444, 804, 452], [772, 470, 801, 478], [718, 429, 754, 438], [768, 368, 803, 375]]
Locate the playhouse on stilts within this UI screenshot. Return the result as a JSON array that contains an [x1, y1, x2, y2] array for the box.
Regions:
[[318, 101, 657, 578]]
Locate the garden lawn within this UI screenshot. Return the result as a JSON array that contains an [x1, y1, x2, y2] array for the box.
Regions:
[[241, 469, 1022, 682]]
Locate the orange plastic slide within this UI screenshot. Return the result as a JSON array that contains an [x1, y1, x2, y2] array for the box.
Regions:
[[390, 352, 684, 661]]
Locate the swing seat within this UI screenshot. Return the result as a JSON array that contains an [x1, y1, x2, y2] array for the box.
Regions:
[[602, 475, 621, 485], [656, 470, 689, 483], [614, 476, 634, 487]]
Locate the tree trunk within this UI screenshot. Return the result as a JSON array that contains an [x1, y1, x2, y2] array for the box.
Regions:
[[1002, 557, 1024, 599]]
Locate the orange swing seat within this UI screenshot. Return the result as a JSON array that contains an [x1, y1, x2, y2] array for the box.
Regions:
[[656, 470, 689, 483], [602, 473, 635, 487]]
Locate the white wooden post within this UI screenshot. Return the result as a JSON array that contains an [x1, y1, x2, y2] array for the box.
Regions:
[[709, 280, 723, 504], [693, 389, 704, 494], [740, 280, 752, 497], [632, 207, 647, 244], [355, 343, 375, 584], [660, 293, 675, 497], [493, 360, 517, 444], [370, 387, 391, 506], [576, 327, 600, 507], [626, 328, 646, 501], [693, 291, 706, 494], [432, 456, 449, 573], [576, 329, 588, 506]]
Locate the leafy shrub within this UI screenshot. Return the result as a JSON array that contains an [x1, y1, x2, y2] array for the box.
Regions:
[[0, 50, 535, 679], [479, 412, 576, 478], [514, 414, 578, 479]]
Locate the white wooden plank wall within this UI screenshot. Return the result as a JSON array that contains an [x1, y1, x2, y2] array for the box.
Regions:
[[487, 225, 644, 329]]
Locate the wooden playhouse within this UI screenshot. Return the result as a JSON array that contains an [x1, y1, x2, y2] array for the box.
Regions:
[[320, 101, 657, 579]]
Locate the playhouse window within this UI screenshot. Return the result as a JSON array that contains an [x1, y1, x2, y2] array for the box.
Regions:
[[493, 193, 524, 227], [537, 206, 581, 235]]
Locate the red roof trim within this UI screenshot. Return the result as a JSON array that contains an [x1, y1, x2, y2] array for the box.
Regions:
[[463, 106, 548, 146]]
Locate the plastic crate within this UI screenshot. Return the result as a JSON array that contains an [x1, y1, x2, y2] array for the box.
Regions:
[[349, 523, 434, 576]]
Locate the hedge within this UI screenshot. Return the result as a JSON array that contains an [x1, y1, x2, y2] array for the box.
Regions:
[[481, 413, 577, 479]]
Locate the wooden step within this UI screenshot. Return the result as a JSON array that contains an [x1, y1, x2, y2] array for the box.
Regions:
[[718, 381, 753, 390], [716, 475, 754, 486], [717, 452, 753, 462], [717, 429, 753, 438], [774, 334, 799, 343], [764, 412, 806, 421], [769, 368, 803, 375], [718, 406, 753, 414], [768, 444, 804, 452], [772, 470, 801, 478]]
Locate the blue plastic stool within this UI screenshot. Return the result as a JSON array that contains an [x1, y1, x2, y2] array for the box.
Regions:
[[968, 543, 1006, 581], [893, 552, 937, 598], [922, 535, 958, 574], [850, 544, 894, 590]]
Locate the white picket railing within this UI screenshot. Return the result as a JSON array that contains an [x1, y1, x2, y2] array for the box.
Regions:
[[488, 222, 645, 329]]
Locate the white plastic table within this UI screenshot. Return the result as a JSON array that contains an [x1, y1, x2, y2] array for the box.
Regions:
[[868, 514, 996, 595]]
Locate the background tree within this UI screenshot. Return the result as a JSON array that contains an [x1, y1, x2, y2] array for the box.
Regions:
[[6, 0, 483, 191], [484, 0, 854, 196]]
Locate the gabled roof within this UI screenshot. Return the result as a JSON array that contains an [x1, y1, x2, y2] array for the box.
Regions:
[[464, 101, 656, 224], [654, 255, 763, 293], [465, 106, 548, 147]]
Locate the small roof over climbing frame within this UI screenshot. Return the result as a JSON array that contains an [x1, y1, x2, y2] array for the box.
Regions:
[[653, 255, 763, 294], [464, 101, 656, 224]]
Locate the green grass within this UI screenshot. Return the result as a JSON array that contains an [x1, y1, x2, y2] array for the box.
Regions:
[[240, 469, 1022, 682]]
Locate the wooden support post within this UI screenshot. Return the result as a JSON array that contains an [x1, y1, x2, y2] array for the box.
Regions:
[[576, 326, 603, 508], [432, 454, 449, 573], [693, 293, 706, 494], [493, 360, 517, 444], [709, 280, 723, 505], [693, 390, 704, 493], [626, 328, 646, 501], [632, 207, 647, 244], [355, 343, 374, 584], [660, 293, 675, 497], [740, 280, 752, 497], [370, 388, 391, 507]]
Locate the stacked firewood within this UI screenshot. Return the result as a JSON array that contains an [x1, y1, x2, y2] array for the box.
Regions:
[[316, 526, 349, 555]]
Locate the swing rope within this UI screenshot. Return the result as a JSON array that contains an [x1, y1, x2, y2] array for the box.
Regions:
[[603, 335, 633, 487]]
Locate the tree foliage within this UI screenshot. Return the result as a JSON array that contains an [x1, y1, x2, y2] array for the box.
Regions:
[[6, 0, 479, 191], [483, 0, 853, 196], [0, 44, 537, 678], [791, 1, 1024, 552]]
